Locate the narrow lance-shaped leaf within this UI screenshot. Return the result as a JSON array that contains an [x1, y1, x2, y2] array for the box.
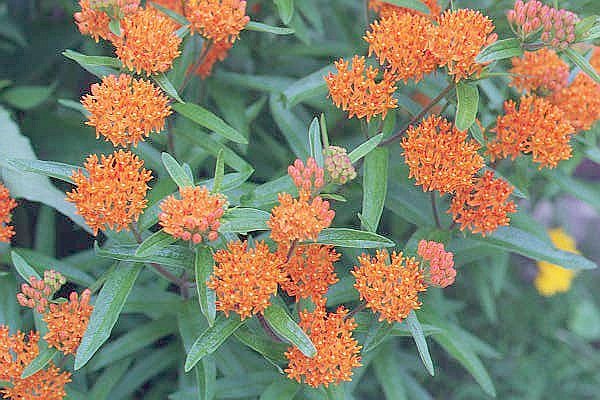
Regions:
[[308, 117, 324, 167], [315, 228, 395, 248], [195, 247, 217, 326], [282, 64, 336, 107], [135, 230, 178, 258], [11, 250, 41, 282], [273, 0, 294, 24], [3, 158, 77, 184], [563, 47, 600, 84], [21, 344, 58, 378], [162, 152, 194, 188], [475, 38, 523, 63], [152, 73, 184, 103], [362, 148, 388, 232], [406, 311, 435, 376], [172, 102, 248, 144], [213, 149, 225, 193], [348, 134, 384, 163], [263, 303, 316, 357], [245, 21, 295, 35], [455, 82, 479, 131]]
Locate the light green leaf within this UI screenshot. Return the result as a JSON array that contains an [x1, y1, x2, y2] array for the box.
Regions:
[[315, 228, 395, 248], [195, 247, 216, 326], [95, 242, 193, 270], [10, 248, 95, 287], [282, 64, 335, 107], [3, 158, 77, 184], [348, 134, 384, 163], [269, 95, 311, 159], [11, 251, 41, 283], [173, 103, 248, 144], [2, 84, 55, 110], [213, 149, 225, 193], [152, 73, 184, 103], [245, 21, 295, 35], [135, 229, 178, 258], [475, 38, 523, 63], [274, 0, 294, 24], [63, 49, 120, 78], [362, 148, 388, 232], [564, 47, 600, 84], [162, 152, 194, 188], [219, 208, 270, 233], [263, 303, 316, 357], [21, 345, 58, 378], [455, 82, 479, 131], [406, 311, 435, 376], [308, 117, 324, 167]]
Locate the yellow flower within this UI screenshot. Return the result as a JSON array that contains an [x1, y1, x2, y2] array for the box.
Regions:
[[534, 228, 578, 296]]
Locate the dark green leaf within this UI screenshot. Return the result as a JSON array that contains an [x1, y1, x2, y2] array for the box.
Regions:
[[135, 230, 178, 258], [348, 134, 384, 163], [373, 345, 408, 400], [195, 247, 216, 326], [233, 326, 289, 364], [220, 208, 270, 233], [455, 82, 479, 131], [2, 85, 55, 110], [260, 379, 300, 400], [21, 345, 58, 378], [475, 38, 523, 63], [62, 50, 120, 78], [173, 103, 248, 144], [362, 320, 394, 353], [315, 228, 395, 248], [406, 311, 435, 376], [245, 21, 295, 35], [282, 65, 335, 107], [263, 303, 316, 357], [362, 148, 388, 232], [11, 250, 41, 282], [162, 152, 194, 188], [95, 242, 194, 270]]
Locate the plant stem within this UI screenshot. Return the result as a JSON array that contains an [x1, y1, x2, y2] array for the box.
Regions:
[[431, 192, 442, 229]]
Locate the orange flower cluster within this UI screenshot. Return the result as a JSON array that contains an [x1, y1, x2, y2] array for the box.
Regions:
[[365, 13, 438, 82], [280, 245, 340, 306], [402, 115, 484, 194], [285, 307, 362, 387], [428, 9, 496, 81], [0, 183, 17, 243], [208, 241, 286, 320], [288, 157, 325, 196], [449, 171, 517, 236], [417, 240, 456, 287], [510, 48, 570, 94], [0, 327, 71, 400], [115, 7, 182, 74], [488, 95, 575, 169], [17, 270, 66, 314], [325, 56, 398, 122], [368, 0, 441, 18], [353, 250, 427, 323], [66, 150, 152, 235], [81, 74, 172, 147], [74, 0, 112, 42], [194, 41, 234, 78], [159, 186, 227, 244], [43, 289, 93, 355], [186, 0, 250, 43]]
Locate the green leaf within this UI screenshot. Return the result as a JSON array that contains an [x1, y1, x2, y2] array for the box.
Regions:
[[362, 148, 388, 232], [348, 134, 384, 163], [135, 229, 178, 258], [152, 73, 184, 103], [260, 379, 300, 400], [475, 38, 523, 63], [2, 84, 55, 110], [75, 262, 142, 370], [282, 65, 336, 107], [21, 345, 58, 378], [11, 251, 41, 283], [455, 82, 479, 131], [184, 314, 244, 372], [269, 95, 311, 159], [162, 152, 194, 188], [233, 326, 289, 364], [245, 21, 295, 35], [373, 344, 408, 400], [381, 0, 429, 14], [149, 1, 190, 25], [564, 47, 600, 84], [62, 50, 120, 78], [544, 169, 600, 214], [95, 242, 194, 270], [406, 311, 435, 376], [58, 99, 89, 116], [195, 247, 216, 326], [89, 359, 132, 400], [219, 208, 270, 233], [3, 158, 77, 184], [308, 117, 324, 167], [315, 228, 395, 248], [172, 103, 248, 144], [213, 149, 225, 193], [263, 303, 316, 357], [274, 0, 294, 24], [575, 15, 599, 40], [0, 274, 20, 332], [362, 320, 394, 353], [11, 248, 95, 287]]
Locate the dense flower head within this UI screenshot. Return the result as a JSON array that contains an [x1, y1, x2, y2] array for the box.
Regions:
[[0, 183, 17, 243], [194, 40, 233, 78], [402, 115, 484, 194], [488, 95, 575, 168], [43, 289, 93, 355], [325, 56, 398, 122], [288, 157, 325, 196], [417, 240, 456, 287], [449, 171, 517, 236], [268, 193, 335, 245], [17, 271, 67, 314], [285, 307, 362, 387], [3, 364, 71, 400], [115, 7, 182, 74], [368, 0, 441, 18], [208, 241, 285, 319], [66, 150, 153, 235], [509, 48, 570, 94], [353, 250, 427, 323], [535, 228, 577, 296], [81, 74, 172, 147], [428, 9, 496, 81], [159, 186, 227, 244], [280, 245, 340, 306], [365, 13, 438, 82], [74, 0, 112, 42], [186, 0, 250, 43], [324, 146, 356, 185]]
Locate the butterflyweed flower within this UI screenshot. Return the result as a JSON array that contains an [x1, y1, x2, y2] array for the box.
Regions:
[[280, 245, 340, 307], [0, 327, 71, 400], [417, 240, 456, 288], [66, 150, 153, 235], [364, 13, 438, 83], [74, 0, 112, 42], [325, 56, 398, 122], [488, 95, 575, 169], [208, 241, 286, 320], [115, 7, 182, 75], [428, 9, 496, 82], [43, 289, 93, 355], [509, 48, 570, 94], [449, 171, 517, 236], [194, 40, 234, 78], [285, 307, 362, 387], [288, 157, 325, 195], [368, 0, 441, 18], [81, 74, 172, 147], [324, 146, 357, 185], [186, 0, 250, 44], [0, 183, 17, 243], [352, 250, 427, 323], [17, 271, 67, 314], [402, 115, 484, 194], [534, 228, 577, 296], [159, 186, 227, 244]]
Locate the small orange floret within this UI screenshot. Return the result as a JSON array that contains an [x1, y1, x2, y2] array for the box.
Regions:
[[208, 241, 286, 320], [365, 13, 438, 83], [325, 56, 398, 122], [368, 0, 441, 18], [268, 193, 335, 245], [115, 7, 182, 75], [417, 240, 456, 287], [159, 186, 227, 244], [280, 245, 340, 306], [74, 0, 111, 42], [194, 40, 233, 78], [488, 95, 575, 169], [352, 249, 427, 323], [186, 0, 249, 43], [81, 74, 172, 147], [288, 157, 325, 195], [43, 289, 93, 355], [66, 150, 153, 235], [449, 171, 517, 236], [0, 183, 17, 243], [3, 364, 71, 400], [402, 115, 484, 194], [509, 48, 570, 94], [550, 72, 600, 132], [285, 307, 362, 387], [428, 9, 496, 81]]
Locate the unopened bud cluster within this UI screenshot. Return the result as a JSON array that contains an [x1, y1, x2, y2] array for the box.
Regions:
[[89, 0, 139, 18], [17, 270, 66, 313], [324, 146, 357, 185], [417, 240, 456, 288], [288, 157, 325, 195]]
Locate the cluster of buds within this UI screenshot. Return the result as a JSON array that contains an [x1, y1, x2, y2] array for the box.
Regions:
[[417, 240, 456, 288], [181, 211, 224, 243], [288, 157, 325, 195], [324, 146, 357, 185], [88, 0, 139, 18], [17, 271, 66, 314]]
